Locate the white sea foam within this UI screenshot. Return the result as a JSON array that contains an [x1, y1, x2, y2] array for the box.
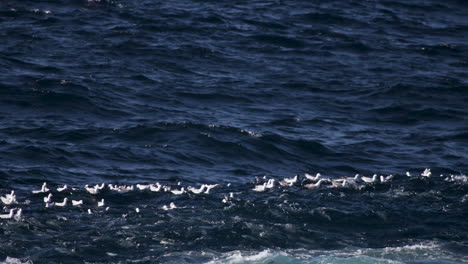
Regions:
[[1, 257, 33, 264], [204, 241, 466, 264]]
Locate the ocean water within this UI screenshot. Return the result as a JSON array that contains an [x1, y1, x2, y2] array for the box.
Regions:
[[0, 0, 467, 263]]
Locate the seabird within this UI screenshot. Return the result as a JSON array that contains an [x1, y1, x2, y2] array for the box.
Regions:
[[32, 182, 49, 194], [84, 185, 99, 195], [305, 173, 321, 181], [72, 200, 83, 206], [421, 168, 431, 177], [204, 184, 219, 194], [304, 179, 326, 190], [171, 187, 185, 195], [279, 174, 299, 187], [150, 183, 163, 192], [57, 185, 68, 192], [361, 174, 379, 183], [187, 185, 206, 194], [0, 209, 15, 219], [136, 184, 151, 191], [380, 174, 394, 183], [43, 193, 53, 203], [13, 208, 22, 221], [1, 191, 17, 205], [98, 199, 105, 207], [55, 198, 68, 207], [253, 182, 267, 192], [265, 179, 275, 189]]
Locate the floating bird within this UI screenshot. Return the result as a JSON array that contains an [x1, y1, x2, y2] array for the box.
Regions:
[[43, 193, 53, 203], [136, 184, 151, 191], [265, 179, 275, 189], [57, 185, 68, 192], [305, 173, 321, 181], [204, 184, 219, 194], [32, 182, 49, 194], [1, 191, 17, 205], [380, 174, 394, 183], [188, 185, 206, 194], [279, 175, 299, 187], [150, 183, 163, 192], [72, 200, 83, 206], [421, 168, 431, 177], [87, 209, 92, 214], [253, 182, 267, 192], [98, 199, 105, 207], [361, 174, 379, 183], [84, 184, 99, 195], [304, 179, 327, 190], [0, 209, 14, 219], [171, 187, 185, 195], [330, 178, 346, 188], [14, 208, 22, 221], [55, 198, 68, 207], [406, 171, 412, 177], [135, 208, 140, 213]]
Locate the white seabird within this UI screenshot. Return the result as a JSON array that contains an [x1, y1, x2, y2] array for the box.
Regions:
[[72, 200, 83, 206], [187, 185, 206, 194], [171, 187, 185, 195], [84, 184, 99, 195], [279, 174, 299, 187], [43, 193, 53, 203], [55, 198, 68, 207], [421, 168, 432, 177], [265, 179, 275, 189], [361, 174, 379, 183], [149, 183, 163, 192], [0, 209, 15, 219], [57, 185, 68, 192], [380, 174, 394, 183], [32, 182, 49, 194], [304, 179, 327, 190], [13, 208, 22, 221], [98, 199, 105, 207], [305, 173, 321, 181], [253, 182, 267, 192], [1, 191, 17, 205], [136, 184, 151, 190], [204, 184, 219, 194]]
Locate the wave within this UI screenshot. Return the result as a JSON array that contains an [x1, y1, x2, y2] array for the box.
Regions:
[[201, 241, 467, 264]]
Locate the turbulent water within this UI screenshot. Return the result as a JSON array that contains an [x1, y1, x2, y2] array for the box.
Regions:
[[1, 0, 467, 263]]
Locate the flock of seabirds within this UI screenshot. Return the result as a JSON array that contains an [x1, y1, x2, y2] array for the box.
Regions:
[[0, 168, 460, 221]]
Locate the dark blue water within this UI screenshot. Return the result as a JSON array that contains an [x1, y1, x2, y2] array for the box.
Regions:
[[1, 0, 467, 263]]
